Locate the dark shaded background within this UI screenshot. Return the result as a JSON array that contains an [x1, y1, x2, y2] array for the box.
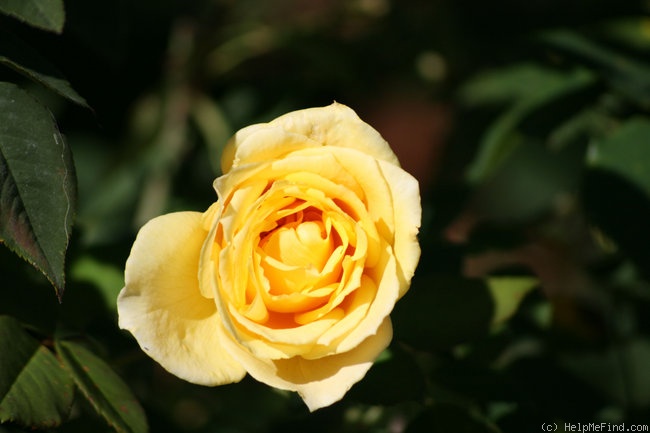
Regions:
[[2, 0, 650, 432]]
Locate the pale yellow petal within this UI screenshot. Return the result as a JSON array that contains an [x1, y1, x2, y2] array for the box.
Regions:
[[220, 123, 268, 174], [218, 317, 393, 411], [282, 318, 392, 411], [378, 159, 422, 297], [225, 127, 322, 172], [269, 102, 400, 166], [220, 103, 400, 173], [118, 211, 246, 385]]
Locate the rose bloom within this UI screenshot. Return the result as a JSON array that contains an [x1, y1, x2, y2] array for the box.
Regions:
[[117, 103, 421, 411]]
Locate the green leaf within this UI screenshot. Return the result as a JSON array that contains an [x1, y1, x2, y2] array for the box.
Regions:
[[0, 82, 76, 299], [394, 276, 538, 353], [0, 315, 74, 428], [459, 63, 577, 108], [472, 141, 585, 222], [539, 29, 650, 109], [560, 339, 650, 407], [487, 277, 537, 326], [547, 108, 614, 151], [55, 339, 148, 433], [466, 67, 594, 183], [0, 0, 65, 33], [0, 31, 89, 107], [600, 17, 650, 52], [587, 117, 650, 198]]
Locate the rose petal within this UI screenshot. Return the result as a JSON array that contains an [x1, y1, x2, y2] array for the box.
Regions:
[[218, 317, 393, 411], [220, 103, 400, 173], [292, 146, 421, 298], [378, 159, 422, 297], [223, 127, 322, 173], [118, 212, 246, 385], [270, 102, 401, 166]]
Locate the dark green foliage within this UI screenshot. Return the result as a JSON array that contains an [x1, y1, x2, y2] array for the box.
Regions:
[[0, 82, 75, 299], [0, 316, 74, 428], [55, 339, 148, 433], [0, 0, 64, 33], [2, 1, 650, 432]]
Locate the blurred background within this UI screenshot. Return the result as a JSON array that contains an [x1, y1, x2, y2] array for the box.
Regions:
[[2, 0, 650, 432]]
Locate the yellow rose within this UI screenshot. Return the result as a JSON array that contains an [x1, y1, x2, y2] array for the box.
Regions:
[[117, 103, 421, 411]]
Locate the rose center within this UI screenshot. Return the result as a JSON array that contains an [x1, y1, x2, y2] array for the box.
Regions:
[[259, 219, 336, 294], [262, 220, 332, 270]]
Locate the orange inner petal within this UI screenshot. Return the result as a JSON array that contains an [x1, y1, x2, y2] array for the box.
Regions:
[[218, 178, 374, 336]]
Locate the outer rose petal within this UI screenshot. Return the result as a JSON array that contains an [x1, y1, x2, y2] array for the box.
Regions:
[[378, 159, 422, 297], [221, 102, 400, 173], [218, 317, 393, 411], [118, 212, 246, 385]]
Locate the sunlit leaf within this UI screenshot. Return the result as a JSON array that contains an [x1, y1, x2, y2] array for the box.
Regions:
[[394, 274, 539, 353], [0, 31, 89, 107], [55, 339, 148, 433], [587, 117, 650, 198], [600, 17, 650, 51], [0, 315, 74, 428], [0, 0, 64, 33], [0, 82, 76, 299], [487, 277, 537, 326]]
